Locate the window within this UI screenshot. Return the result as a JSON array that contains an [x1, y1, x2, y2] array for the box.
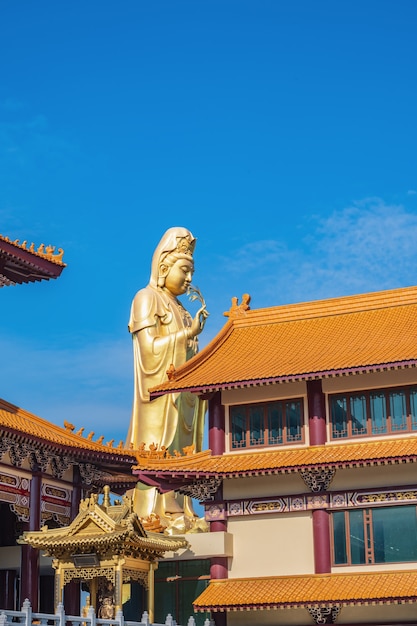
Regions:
[[154, 559, 211, 626], [330, 385, 417, 439], [230, 399, 304, 449], [332, 505, 417, 565]]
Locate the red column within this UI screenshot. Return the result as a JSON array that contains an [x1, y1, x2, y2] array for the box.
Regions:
[[208, 392, 227, 624], [312, 509, 331, 573], [20, 470, 41, 610], [307, 380, 327, 446], [71, 465, 82, 521], [208, 392, 225, 456], [65, 465, 82, 615]]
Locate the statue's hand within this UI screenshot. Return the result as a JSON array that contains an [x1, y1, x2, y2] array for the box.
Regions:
[[190, 305, 209, 337]]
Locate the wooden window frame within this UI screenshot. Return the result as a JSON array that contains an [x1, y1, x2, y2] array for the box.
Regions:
[[331, 505, 417, 566], [330, 384, 417, 440], [229, 398, 305, 450]]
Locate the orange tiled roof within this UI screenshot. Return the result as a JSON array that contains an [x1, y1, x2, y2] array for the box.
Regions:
[[150, 285, 417, 396], [193, 570, 417, 611], [133, 436, 417, 478], [0, 234, 66, 286], [0, 398, 135, 461]]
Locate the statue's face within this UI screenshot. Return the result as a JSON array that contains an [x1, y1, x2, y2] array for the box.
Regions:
[[163, 257, 194, 296]]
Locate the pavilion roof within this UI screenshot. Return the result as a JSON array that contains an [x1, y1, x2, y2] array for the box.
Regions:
[[133, 436, 417, 488], [193, 570, 417, 612], [0, 397, 136, 471], [19, 488, 187, 559], [0, 234, 66, 286], [150, 285, 417, 397]]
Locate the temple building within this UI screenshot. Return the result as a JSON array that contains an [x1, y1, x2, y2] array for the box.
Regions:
[[3, 230, 417, 624], [133, 285, 417, 626]]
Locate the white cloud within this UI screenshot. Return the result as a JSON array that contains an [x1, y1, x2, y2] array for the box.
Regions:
[[213, 197, 417, 311]]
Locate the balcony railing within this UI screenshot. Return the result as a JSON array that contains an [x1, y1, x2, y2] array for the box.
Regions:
[[0, 599, 213, 626]]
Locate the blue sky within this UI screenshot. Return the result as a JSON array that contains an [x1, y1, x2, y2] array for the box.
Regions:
[[1, 0, 417, 446]]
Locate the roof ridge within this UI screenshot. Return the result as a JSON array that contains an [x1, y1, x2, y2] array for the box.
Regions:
[[0, 233, 66, 266], [233, 284, 417, 326]]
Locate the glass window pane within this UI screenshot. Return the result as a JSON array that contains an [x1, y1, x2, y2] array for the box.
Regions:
[[331, 396, 348, 438], [410, 388, 417, 431], [389, 390, 407, 432], [372, 506, 417, 563], [230, 406, 246, 449], [154, 581, 176, 624], [350, 394, 367, 436], [179, 560, 210, 578], [286, 400, 302, 442], [370, 391, 387, 434], [349, 509, 365, 564], [332, 511, 347, 564], [178, 580, 210, 626], [155, 561, 176, 580], [268, 402, 283, 444], [249, 405, 264, 446]]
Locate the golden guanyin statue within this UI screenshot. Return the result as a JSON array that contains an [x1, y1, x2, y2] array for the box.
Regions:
[[126, 227, 208, 528]]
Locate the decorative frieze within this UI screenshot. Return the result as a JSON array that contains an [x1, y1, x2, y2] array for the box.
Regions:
[[0, 471, 30, 521], [41, 483, 71, 526], [0, 471, 71, 525], [221, 486, 417, 519]]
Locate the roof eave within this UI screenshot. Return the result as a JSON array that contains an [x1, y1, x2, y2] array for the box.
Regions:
[[150, 360, 417, 398]]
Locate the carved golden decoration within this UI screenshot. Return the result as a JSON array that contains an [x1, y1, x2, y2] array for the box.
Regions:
[[223, 293, 251, 319], [64, 566, 114, 585], [0, 234, 65, 264], [135, 441, 197, 459], [166, 363, 176, 381]]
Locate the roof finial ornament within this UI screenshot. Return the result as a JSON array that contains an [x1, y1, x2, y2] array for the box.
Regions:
[[103, 485, 111, 508], [224, 293, 251, 319]]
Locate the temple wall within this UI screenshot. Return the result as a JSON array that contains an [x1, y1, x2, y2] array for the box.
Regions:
[[227, 512, 314, 578], [223, 473, 304, 500]]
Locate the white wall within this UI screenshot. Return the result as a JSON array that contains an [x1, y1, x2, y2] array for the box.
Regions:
[[227, 512, 314, 578]]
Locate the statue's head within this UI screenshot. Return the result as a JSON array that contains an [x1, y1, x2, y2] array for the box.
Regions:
[[149, 227, 196, 288]]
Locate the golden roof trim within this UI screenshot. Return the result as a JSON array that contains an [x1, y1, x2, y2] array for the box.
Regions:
[[133, 435, 417, 474], [0, 234, 66, 266]]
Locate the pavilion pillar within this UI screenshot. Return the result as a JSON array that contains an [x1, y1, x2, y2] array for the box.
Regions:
[[20, 469, 41, 610], [307, 379, 327, 445], [148, 562, 155, 623]]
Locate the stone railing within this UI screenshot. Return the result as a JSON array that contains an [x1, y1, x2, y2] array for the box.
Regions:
[[0, 599, 213, 626]]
